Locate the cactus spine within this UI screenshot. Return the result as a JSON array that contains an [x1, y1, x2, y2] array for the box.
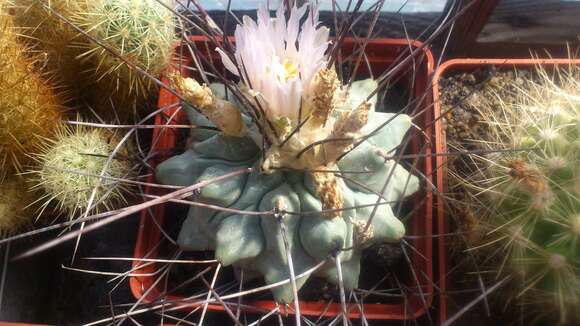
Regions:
[[11, 0, 86, 94]]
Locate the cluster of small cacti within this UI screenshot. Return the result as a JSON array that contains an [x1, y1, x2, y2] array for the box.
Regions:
[[0, 0, 138, 231], [460, 65, 580, 324], [12, 0, 176, 120], [0, 1, 54, 231]]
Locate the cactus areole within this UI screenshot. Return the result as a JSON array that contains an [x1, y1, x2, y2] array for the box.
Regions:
[[155, 4, 419, 303]]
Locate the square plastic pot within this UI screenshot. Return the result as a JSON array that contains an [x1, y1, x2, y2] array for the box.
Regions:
[[432, 57, 580, 324], [131, 36, 441, 321]]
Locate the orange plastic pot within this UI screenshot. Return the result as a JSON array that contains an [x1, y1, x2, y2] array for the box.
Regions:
[[131, 36, 440, 320], [432, 58, 580, 324]]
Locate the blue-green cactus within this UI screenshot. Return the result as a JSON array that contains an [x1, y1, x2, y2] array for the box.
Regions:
[[156, 81, 419, 303]]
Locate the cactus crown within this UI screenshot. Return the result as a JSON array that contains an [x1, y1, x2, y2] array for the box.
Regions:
[[33, 124, 133, 219]]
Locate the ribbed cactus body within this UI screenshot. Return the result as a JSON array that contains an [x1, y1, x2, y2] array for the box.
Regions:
[[156, 81, 419, 303]]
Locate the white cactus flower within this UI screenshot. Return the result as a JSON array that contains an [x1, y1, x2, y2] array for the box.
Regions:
[[217, 4, 330, 122]]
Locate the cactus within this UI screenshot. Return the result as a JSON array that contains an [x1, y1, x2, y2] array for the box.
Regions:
[[0, 2, 63, 179], [0, 176, 35, 234], [154, 4, 420, 304], [460, 65, 580, 324], [156, 80, 419, 303], [12, 0, 175, 121], [73, 0, 176, 98], [11, 0, 87, 94], [33, 124, 133, 219]]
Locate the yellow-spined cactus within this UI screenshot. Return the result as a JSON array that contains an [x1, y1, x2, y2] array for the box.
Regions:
[[456, 64, 580, 324], [73, 0, 176, 99], [33, 124, 133, 219], [0, 2, 63, 179], [11, 0, 176, 121], [11, 0, 87, 93], [0, 176, 35, 234]]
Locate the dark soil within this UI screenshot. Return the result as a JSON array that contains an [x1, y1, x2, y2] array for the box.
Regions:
[[0, 215, 140, 325], [440, 67, 532, 148]]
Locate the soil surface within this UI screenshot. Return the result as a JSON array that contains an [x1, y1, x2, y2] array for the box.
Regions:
[[439, 67, 537, 325], [440, 67, 532, 148]]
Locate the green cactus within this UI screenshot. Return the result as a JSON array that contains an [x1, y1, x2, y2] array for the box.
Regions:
[[156, 81, 419, 303], [463, 66, 580, 324], [11, 0, 87, 95], [33, 125, 133, 219], [73, 0, 176, 98], [12, 0, 176, 121]]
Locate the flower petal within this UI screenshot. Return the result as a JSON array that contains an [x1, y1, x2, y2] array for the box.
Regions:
[[216, 48, 239, 76], [227, 4, 330, 122]]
